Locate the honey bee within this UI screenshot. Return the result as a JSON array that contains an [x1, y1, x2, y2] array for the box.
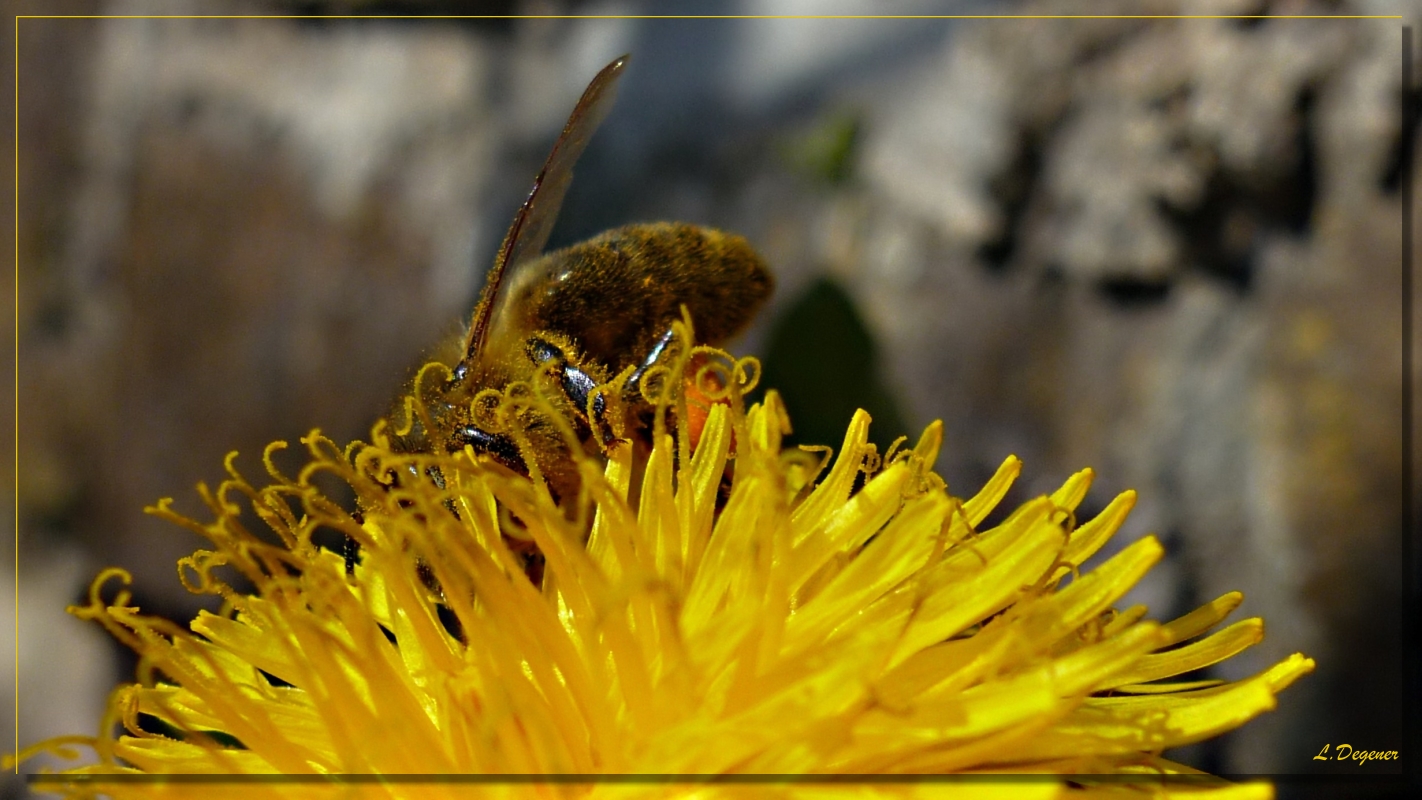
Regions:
[[388, 55, 773, 502]]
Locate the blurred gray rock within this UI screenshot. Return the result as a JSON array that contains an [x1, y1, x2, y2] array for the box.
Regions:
[[817, 2, 1413, 775]]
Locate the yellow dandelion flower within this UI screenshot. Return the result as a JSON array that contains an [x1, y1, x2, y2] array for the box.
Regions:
[[10, 341, 1312, 800]]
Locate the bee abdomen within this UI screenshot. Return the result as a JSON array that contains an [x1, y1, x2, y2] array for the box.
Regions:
[[524, 222, 773, 370]]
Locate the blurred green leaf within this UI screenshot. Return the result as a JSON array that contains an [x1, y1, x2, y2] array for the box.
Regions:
[[757, 277, 909, 452]]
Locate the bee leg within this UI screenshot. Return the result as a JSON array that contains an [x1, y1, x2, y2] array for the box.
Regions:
[[451, 424, 527, 473], [525, 336, 617, 447], [625, 326, 677, 400]]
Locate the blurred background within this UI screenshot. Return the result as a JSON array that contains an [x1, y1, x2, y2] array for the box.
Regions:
[[4, 0, 1416, 795]]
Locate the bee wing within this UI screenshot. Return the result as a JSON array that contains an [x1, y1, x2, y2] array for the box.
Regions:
[[461, 54, 630, 368]]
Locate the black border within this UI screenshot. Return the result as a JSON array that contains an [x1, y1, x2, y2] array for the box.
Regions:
[[8, 14, 1418, 793], [1403, 24, 1419, 792], [22, 772, 1411, 785]]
